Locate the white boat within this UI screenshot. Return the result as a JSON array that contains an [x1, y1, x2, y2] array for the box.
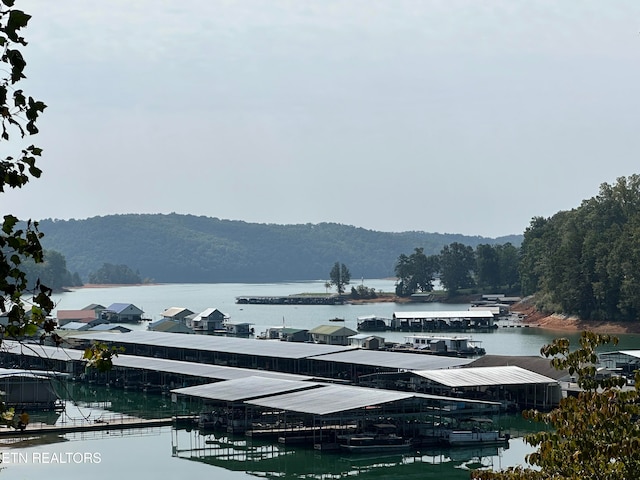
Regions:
[[446, 429, 508, 446], [443, 418, 509, 447]]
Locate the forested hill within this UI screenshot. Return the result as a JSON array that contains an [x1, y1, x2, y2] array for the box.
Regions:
[[36, 214, 521, 283]]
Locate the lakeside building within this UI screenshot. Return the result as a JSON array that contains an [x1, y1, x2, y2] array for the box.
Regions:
[[358, 366, 560, 411], [391, 311, 496, 331], [102, 303, 144, 323], [161, 307, 195, 323], [66, 331, 471, 381], [308, 325, 357, 345], [0, 368, 64, 410]]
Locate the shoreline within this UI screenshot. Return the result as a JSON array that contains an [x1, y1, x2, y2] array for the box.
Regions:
[[512, 304, 640, 335], [62, 285, 640, 335]]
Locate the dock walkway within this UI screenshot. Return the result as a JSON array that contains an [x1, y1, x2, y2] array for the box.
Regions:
[[0, 416, 194, 438]]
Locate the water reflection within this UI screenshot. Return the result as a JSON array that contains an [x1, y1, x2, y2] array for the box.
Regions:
[[170, 427, 531, 480]]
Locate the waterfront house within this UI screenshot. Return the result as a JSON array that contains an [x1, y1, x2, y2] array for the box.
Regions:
[[103, 303, 144, 322], [161, 307, 195, 324], [148, 318, 194, 334], [82, 303, 106, 318], [279, 328, 310, 342], [225, 322, 253, 336], [348, 334, 384, 350], [56, 309, 101, 327], [188, 308, 228, 333], [258, 327, 310, 342], [309, 325, 357, 345]]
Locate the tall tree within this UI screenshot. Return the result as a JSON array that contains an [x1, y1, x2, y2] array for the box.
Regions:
[[496, 242, 520, 291], [394, 248, 439, 296], [475, 244, 500, 289], [329, 262, 351, 294], [439, 242, 475, 294]]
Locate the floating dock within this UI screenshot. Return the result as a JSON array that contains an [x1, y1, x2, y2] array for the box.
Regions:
[[235, 295, 344, 305], [0, 416, 191, 438]]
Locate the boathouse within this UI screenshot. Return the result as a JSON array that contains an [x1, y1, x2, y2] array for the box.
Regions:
[[56, 309, 100, 327], [0, 340, 315, 392], [598, 350, 640, 380], [467, 355, 570, 382], [171, 377, 500, 442], [148, 318, 194, 334], [409, 366, 561, 410], [186, 308, 227, 333], [161, 307, 195, 323], [309, 325, 357, 345], [391, 310, 496, 331], [68, 331, 473, 383], [0, 368, 63, 410], [102, 303, 144, 322], [348, 334, 384, 350]]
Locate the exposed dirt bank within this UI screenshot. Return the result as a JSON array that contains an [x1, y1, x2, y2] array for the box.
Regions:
[[512, 302, 640, 335]]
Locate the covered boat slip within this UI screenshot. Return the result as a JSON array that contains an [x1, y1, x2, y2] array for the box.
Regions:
[[171, 377, 500, 446], [0, 368, 64, 411], [70, 331, 354, 375], [411, 366, 561, 410], [391, 310, 496, 331], [67, 331, 471, 381], [599, 350, 640, 379], [306, 349, 471, 380], [0, 341, 315, 390]]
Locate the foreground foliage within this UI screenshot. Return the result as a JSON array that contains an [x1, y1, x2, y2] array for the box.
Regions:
[[474, 331, 640, 480], [0, 2, 115, 394], [0, 1, 52, 338]]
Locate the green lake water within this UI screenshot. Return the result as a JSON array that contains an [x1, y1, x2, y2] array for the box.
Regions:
[[0, 382, 538, 479]]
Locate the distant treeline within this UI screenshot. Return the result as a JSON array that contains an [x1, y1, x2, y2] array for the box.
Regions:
[[34, 214, 521, 284]]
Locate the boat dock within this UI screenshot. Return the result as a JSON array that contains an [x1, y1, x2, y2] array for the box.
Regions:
[[235, 295, 344, 305], [0, 415, 192, 438]]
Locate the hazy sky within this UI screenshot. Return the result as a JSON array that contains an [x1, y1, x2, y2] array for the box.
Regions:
[[4, 1, 640, 237]]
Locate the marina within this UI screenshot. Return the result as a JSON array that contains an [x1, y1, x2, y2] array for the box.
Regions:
[[2, 280, 639, 479]]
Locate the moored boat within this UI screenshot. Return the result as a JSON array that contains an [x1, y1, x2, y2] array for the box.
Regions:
[[338, 433, 412, 453]]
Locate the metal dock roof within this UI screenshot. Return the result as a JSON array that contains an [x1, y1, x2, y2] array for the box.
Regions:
[[393, 310, 495, 319], [2, 340, 313, 382], [245, 384, 415, 416], [413, 366, 558, 387], [309, 349, 472, 370], [70, 331, 355, 359], [244, 384, 498, 416], [600, 350, 640, 360], [172, 376, 320, 402]]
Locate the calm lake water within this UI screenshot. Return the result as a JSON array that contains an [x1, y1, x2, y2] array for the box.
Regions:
[[3, 280, 639, 479]]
